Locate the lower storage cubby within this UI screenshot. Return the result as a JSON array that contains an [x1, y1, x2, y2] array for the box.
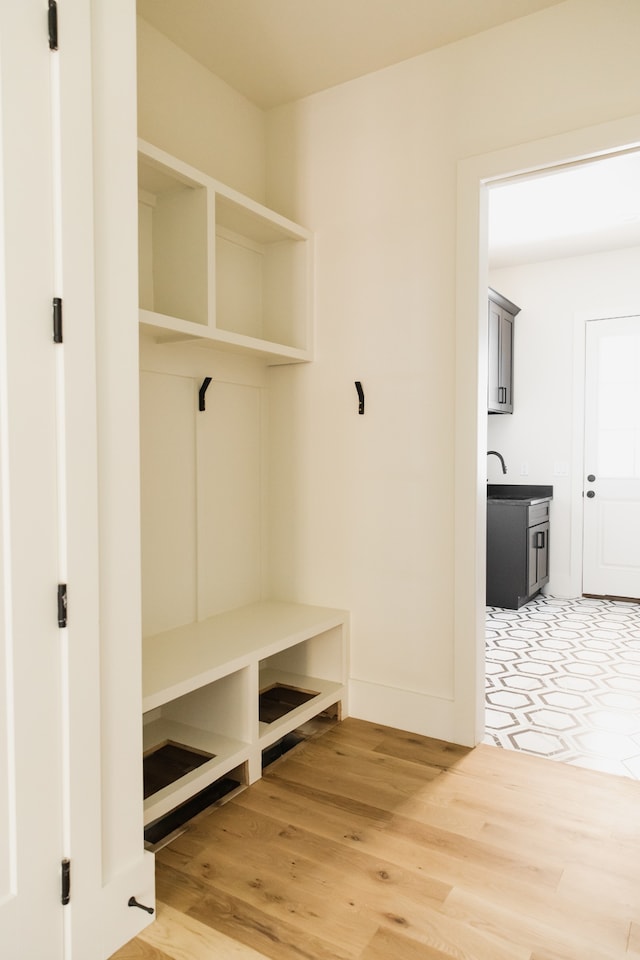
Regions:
[[259, 682, 319, 723], [144, 762, 247, 850], [257, 668, 342, 746], [258, 625, 345, 749], [143, 740, 215, 799], [142, 666, 250, 826], [261, 702, 340, 770]]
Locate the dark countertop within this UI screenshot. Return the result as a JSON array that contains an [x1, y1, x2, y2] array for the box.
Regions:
[[487, 483, 553, 505]]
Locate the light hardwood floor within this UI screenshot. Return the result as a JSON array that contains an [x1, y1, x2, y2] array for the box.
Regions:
[[111, 718, 640, 959]]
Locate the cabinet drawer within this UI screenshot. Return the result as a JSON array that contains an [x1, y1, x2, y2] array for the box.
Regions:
[[528, 501, 550, 526]]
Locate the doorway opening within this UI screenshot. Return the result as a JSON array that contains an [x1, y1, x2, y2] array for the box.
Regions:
[[479, 147, 640, 776]]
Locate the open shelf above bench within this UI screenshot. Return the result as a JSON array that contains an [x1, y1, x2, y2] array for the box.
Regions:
[[138, 140, 313, 365]]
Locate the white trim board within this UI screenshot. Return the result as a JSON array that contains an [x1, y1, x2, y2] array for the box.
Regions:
[[349, 679, 456, 744]]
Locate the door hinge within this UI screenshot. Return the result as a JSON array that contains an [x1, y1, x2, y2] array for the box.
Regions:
[[53, 297, 63, 343], [61, 858, 70, 905], [57, 584, 67, 628], [48, 0, 58, 51]]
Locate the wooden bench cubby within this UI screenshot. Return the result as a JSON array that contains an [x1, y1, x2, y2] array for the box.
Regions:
[[258, 624, 345, 749], [142, 665, 251, 826], [142, 601, 349, 827]]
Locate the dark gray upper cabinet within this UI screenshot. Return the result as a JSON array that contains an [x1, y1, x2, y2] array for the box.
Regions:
[[488, 288, 520, 414]]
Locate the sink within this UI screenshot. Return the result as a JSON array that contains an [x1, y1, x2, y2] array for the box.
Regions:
[[487, 484, 553, 503]]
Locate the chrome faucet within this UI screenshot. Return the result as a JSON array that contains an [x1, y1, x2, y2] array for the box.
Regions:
[[487, 450, 507, 474]]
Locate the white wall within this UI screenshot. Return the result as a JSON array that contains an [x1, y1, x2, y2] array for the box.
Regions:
[[135, 0, 640, 745], [136, 19, 272, 639], [137, 17, 266, 201], [265, 0, 640, 742], [488, 245, 640, 598]]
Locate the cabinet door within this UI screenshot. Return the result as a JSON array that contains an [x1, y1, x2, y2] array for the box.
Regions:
[[498, 310, 514, 412], [528, 521, 549, 594], [487, 299, 502, 412], [487, 300, 514, 413]]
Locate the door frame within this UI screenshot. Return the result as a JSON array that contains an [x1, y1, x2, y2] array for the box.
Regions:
[[454, 113, 640, 747]]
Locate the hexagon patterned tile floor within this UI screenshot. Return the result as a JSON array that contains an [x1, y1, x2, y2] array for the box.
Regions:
[[484, 595, 640, 779]]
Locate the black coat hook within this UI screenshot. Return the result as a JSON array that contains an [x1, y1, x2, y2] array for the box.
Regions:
[[355, 381, 365, 414], [199, 377, 212, 411]]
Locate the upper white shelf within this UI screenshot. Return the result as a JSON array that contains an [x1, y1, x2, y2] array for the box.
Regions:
[[137, 140, 314, 365]]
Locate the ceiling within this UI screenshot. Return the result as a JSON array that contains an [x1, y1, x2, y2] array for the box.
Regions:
[[137, 0, 566, 111], [489, 151, 640, 269], [137, 0, 639, 265]]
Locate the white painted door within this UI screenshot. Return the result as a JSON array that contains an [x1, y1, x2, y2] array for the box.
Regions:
[[0, 3, 64, 957], [583, 315, 640, 598], [1, 4, 155, 956]]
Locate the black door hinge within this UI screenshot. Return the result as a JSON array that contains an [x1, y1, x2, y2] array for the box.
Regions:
[[57, 584, 67, 628], [61, 858, 70, 905], [48, 1, 58, 50], [53, 298, 63, 343]]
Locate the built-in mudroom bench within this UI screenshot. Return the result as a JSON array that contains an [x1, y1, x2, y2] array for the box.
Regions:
[[137, 140, 349, 844], [142, 601, 348, 835]]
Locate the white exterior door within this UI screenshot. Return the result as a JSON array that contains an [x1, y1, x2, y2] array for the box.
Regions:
[[583, 315, 640, 599], [0, 3, 65, 957]]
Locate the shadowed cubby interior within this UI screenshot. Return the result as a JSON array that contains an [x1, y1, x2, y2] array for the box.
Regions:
[[143, 740, 215, 799], [258, 683, 318, 723]]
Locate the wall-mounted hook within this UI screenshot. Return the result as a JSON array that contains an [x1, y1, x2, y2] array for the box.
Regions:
[[198, 377, 212, 412], [355, 381, 365, 415]]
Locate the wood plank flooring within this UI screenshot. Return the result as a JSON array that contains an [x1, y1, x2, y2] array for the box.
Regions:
[[110, 718, 640, 959]]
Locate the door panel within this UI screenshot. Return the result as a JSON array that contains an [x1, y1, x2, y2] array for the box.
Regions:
[[499, 311, 513, 410], [140, 371, 198, 636], [0, 3, 64, 956], [528, 522, 549, 594], [140, 373, 264, 628], [488, 300, 514, 413], [583, 316, 640, 598], [487, 299, 501, 410]]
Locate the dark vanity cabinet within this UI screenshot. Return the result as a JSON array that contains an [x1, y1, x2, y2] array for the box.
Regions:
[[488, 289, 520, 414], [486, 488, 552, 609]]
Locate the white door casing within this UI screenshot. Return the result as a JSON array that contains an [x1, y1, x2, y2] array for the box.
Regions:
[[0, 3, 64, 957], [583, 315, 640, 599], [456, 114, 640, 746]]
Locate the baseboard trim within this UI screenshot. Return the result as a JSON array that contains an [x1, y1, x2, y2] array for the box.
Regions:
[[582, 593, 640, 604], [348, 679, 470, 746]]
